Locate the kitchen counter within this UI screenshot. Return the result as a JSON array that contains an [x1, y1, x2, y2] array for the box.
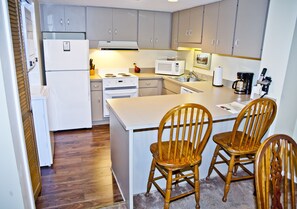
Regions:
[[108, 80, 250, 130], [107, 79, 251, 209]]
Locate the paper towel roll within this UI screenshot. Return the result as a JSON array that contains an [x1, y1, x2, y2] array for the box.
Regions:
[[213, 66, 223, 87]]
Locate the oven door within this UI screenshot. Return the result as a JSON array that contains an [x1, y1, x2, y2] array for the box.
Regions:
[[103, 88, 138, 117]]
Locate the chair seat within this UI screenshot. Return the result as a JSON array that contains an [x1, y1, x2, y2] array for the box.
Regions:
[[150, 141, 201, 169], [213, 131, 260, 155]]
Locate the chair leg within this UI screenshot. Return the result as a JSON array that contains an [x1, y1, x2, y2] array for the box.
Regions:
[[164, 170, 173, 209], [222, 155, 236, 202], [233, 156, 240, 176], [146, 158, 156, 195], [194, 164, 200, 209], [206, 145, 221, 180]]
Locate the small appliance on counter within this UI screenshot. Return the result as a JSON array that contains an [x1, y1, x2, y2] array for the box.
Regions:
[[251, 68, 272, 98], [155, 59, 185, 75], [232, 72, 254, 94], [212, 66, 223, 87]]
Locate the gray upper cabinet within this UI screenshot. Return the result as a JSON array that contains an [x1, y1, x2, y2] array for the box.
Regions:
[[201, 0, 237, 55], [233, 0, 269, 58], [138, 11, 171, 49], [87, 7, 112, 41], [171, 12, 179, 49], [178, 6, 204, 43], [215, 0, 237, 55], [87, 7, 137, 44], [113, 9, 138, 41], [41, 5, 86, 32], [201, 3, 219, 53]]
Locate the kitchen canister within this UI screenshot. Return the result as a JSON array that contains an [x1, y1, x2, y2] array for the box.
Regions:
[[212, 66, 223, 87]]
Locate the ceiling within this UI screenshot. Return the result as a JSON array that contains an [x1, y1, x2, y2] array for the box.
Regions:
[[38, 0, 221, 12]]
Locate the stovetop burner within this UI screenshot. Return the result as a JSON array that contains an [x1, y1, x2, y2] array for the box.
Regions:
[[105, 74, 116, 77], [118, 73, 131, 77]]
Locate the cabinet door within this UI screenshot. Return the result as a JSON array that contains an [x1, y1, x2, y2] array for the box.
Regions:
[[171, 12, 179, 49], [41, 4, 65, 32], [233, 0, 269, 58], [216, 0, 237, 55], [86, 7, 113, 41], [112, 9, 137, 41], [138, 11, 155, 48], [188, 6, 204, 43], [154, 12, 171, 49], [65, 6, 86, 32], [91, 90, 103, 122], [201, 3, 219, 53], [178, 9, 190, 42]]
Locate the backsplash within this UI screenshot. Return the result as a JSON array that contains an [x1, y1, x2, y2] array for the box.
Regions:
[[178, 50, 261, 86], [89, 48, 261, 88], [89, 49, 177, 70]]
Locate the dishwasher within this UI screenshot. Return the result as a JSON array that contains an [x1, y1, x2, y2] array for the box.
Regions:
[[180, 86, 198, 94]]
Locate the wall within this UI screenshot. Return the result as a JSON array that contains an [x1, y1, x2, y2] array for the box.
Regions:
[[273, 19, 297, 137], [259, 0, 297, 136], [178, 50, 261, 85], [89, 49, 177, 71]]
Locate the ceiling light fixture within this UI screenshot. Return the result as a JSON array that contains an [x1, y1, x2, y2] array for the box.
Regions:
[[168, 0, 178, 2]]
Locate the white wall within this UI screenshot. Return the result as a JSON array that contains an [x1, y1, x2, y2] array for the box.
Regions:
[[178, 50, 261, 83], [273, 19, 297, 136], [0, 1, 35, 208], [89, 49, 177, 70], [259, 0, 297, 136]]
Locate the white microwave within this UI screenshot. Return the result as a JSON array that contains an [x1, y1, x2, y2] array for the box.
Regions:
[[155, 60, 185, 75]]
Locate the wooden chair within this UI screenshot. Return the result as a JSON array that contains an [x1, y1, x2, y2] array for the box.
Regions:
[[206, 98, 277, 202], [255, 134, 297, 209], [146, 103, 213, 209]]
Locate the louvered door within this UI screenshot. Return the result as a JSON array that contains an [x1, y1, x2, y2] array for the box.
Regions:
[[8, 0, 41, 200]]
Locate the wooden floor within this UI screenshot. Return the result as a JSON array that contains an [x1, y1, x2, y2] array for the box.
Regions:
[[35, 125, 124, 209]]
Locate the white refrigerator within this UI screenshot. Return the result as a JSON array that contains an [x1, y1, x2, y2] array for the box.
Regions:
[[43, 39, 92, 131]]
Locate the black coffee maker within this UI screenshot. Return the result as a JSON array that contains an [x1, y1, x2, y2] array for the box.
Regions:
[[232, 72, 254, 94]]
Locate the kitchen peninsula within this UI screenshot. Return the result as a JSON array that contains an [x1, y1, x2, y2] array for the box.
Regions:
[[107, 80, 251, 209]]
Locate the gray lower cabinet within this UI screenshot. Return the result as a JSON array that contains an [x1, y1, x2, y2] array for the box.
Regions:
[[233, 0, 269, 58], [178, 6, 204, 43], [87, 7, 137, 47], [138, 11, 171, 49], [40, 4, 86, 32], [162, 79, 181, 95], [139, 79, 162, 96], [90, 81, 103, 122], [201, 0, 237, 55]]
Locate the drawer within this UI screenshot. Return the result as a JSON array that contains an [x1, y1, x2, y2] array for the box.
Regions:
[[139, 79, 159, 88], [91, 81, 102, 90]]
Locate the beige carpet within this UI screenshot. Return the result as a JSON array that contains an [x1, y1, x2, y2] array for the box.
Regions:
[[133, 176, 256, 209]]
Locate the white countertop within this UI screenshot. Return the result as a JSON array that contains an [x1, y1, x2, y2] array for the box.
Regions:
[[107, 80, 251, 130]]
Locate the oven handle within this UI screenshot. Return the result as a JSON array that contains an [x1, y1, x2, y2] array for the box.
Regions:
[[104, 88, 138, 95]]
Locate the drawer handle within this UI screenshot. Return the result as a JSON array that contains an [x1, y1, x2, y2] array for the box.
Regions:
[[93, 84, 98, 88]]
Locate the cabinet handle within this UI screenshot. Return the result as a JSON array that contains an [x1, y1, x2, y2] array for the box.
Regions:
[[93, 84, 98, 88], [188, 29, 192, 36], [114, 29, 118, 35], [145, 82, 151, 86], [150, 39, 153, 43], [216, 40, 220, 45], [60, 18, 63, 25], [67, 19, 70, 25], [185, 30, 188, 36], [235, 39, 239, 47], [211, 40, 215, 45], [108, 29, 112, 34], [155, 38, 158, 43]]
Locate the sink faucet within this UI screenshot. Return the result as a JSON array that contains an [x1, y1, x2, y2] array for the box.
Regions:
[[189, 71, 199, 79]]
